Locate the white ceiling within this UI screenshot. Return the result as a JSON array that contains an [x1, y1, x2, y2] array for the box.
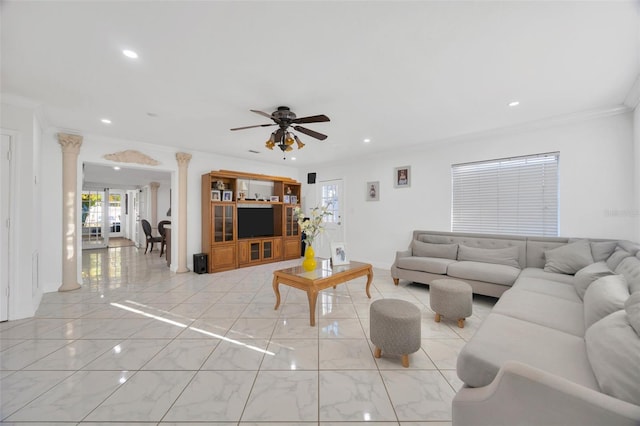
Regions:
[[2, 1, 639, 170]]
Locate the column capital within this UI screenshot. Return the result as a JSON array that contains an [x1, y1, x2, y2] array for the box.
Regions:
[[149, 181, 161, 190], [57, 133, 83, 154], [176, 152, 192, 167]]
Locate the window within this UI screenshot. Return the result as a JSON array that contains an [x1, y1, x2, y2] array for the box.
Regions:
[[451, 152, 559, 236], [320, 183, 339, 224]]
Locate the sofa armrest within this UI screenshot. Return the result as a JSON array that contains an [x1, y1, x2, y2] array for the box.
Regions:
[[394, 249, 411, 262], [453, 361, 640, 426]]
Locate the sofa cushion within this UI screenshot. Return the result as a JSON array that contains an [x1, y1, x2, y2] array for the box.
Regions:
[[625, 291, 640, 335], [573, 261, 614, 300], [447, 261, 520, 286], [518, 267, 575, 284], [583, 275, 629, 329], [457, 244, 520, 269], [512, 276, 581, 302], [411, 240, 458, 260], [606, 247, 632, 270], [492, 289, 584, 336], [590, 241, 618, 262], [544, 240, 594, 275], [457, 313, 599, 390], [615, 256, 640, 294], [396, 256, 456, 275], [586, 310, 640, 406], [525, 239, 569, 269]]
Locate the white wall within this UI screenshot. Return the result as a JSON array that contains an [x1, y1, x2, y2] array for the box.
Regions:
[[1, 102, 43, 319], [303, 111, 638, 270]]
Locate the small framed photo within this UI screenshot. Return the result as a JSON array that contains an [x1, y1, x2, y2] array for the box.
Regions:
[[366, 181, 379, 201], [222, 190, 233, 202], [270, 195, 279, 202], [331, 242, 349, 266], [394, 166, 411, 188], [211, 190, 221, 201], [291, 195, 298, 204], [283, 195, 291, 204]]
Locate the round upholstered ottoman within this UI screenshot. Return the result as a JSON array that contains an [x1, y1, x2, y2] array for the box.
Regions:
[[429, 279, 472, 328], [370, 299, 421, 368]]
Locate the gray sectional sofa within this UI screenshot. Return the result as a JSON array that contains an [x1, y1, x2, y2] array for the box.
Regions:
[[391, 230, 640, 425]]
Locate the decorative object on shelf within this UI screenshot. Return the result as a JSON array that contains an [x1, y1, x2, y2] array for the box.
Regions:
[[270, 195, 279, 202], [286, 186, 292, 195], [394, 166, 411, 188], [283, 195, 290, 204], [295, 204, 332, 271], [291, 195, 298, 204], [331, 242, 349, 265], [215, 180, 225, 190], [211, 190, 221, 201], [222, 190, 233, 202], [230, 106, 330, 159], [238, 181, 248, 200], [367, 181, 379, 201]]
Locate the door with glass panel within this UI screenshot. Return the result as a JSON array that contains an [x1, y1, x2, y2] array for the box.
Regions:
[[315, 179, 345, 258]]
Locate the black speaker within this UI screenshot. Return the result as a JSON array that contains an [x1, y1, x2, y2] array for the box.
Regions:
[[307, 172, 316, 184], [193, 253, 208, 274]]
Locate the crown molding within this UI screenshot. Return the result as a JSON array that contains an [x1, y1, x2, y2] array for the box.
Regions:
[[624, 74, 640, 108], [411, 105, 633, 152]]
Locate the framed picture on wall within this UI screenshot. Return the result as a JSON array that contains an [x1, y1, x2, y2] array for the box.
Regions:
[[366, 181, 379, 201], [331, 242, 349, 265], [394, 166, 411, 188], [211, 190, 221, 201], [222, 190, 233, 202]]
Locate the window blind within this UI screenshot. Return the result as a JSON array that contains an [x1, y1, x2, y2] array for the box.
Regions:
[[451, 152, 559, 236]]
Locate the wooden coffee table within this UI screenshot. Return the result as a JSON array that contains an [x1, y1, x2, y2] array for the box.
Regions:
[[272, 259, 373, 326]]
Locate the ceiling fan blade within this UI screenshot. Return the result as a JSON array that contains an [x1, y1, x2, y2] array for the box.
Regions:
[[292, 114, 330, 124], [250, 109, 276, 120], [293, 126, 328, 140], [230, 123, 276, 131]]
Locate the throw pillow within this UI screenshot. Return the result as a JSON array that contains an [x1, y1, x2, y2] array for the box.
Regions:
[[573, 261, 614, 300], [606, 247, 632, 270], [625, 291, 640, 336], [585, 310, 640, 406], [615, 256, 640, 294], [590, 241, 618, 263], [411, 240, 458, 260], [457, 244, 521, 269], [543, 240, 594, 275], [583, 274, 629, 329]]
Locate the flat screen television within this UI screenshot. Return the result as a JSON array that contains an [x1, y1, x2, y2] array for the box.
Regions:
[[237, 207, 274, 239]]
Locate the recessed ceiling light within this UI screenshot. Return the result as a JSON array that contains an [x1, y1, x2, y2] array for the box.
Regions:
[[122, 49, 138, 59], [291, 157, 297, 161], [508, 101, 520, 107], [364, 138, 371, 143], [147, 112, 158, 117], [101, 118, 112, 124], [113, 166, 121, 170]]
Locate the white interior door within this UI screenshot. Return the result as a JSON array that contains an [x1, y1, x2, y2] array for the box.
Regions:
[[315, 179, 345, 259], [0, 134, 12, 322]]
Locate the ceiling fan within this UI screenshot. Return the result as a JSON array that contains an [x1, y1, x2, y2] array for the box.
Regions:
[[231, 106, 330, 158]]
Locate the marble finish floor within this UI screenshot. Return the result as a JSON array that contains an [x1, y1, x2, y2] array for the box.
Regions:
[[0, 246, 496, 425]]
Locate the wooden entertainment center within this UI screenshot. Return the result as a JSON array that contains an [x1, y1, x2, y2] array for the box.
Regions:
[[201, 170, 302, 272]]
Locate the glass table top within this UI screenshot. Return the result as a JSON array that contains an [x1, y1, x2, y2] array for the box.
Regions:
[[275, 259, 368, 280]]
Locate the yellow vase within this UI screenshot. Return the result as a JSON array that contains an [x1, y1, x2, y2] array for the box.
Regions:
[[302, 245, 317, 271]]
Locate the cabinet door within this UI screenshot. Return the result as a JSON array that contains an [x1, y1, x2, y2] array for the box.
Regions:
[[262, 240, 273, 260], [273, 238, 282, 259], [237, 240, 249, 264], [250, 241, 261, 261], [211, 243, 236, 272], [284, 239, 301, 260], [223, 205, 234, 242], [285, 206, 299, 237], [212, 204, 224, 243]]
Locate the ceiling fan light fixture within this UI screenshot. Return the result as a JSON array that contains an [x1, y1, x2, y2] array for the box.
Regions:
[[285, 133, 295, 146], [294, 135, 305, 149]]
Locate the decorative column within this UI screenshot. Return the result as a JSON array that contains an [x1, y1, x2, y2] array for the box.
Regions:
[[175, 152, 192, 273], [57, 133, 83, 292], [149, 181, 160, 231], [103, 187, 110, 247]]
